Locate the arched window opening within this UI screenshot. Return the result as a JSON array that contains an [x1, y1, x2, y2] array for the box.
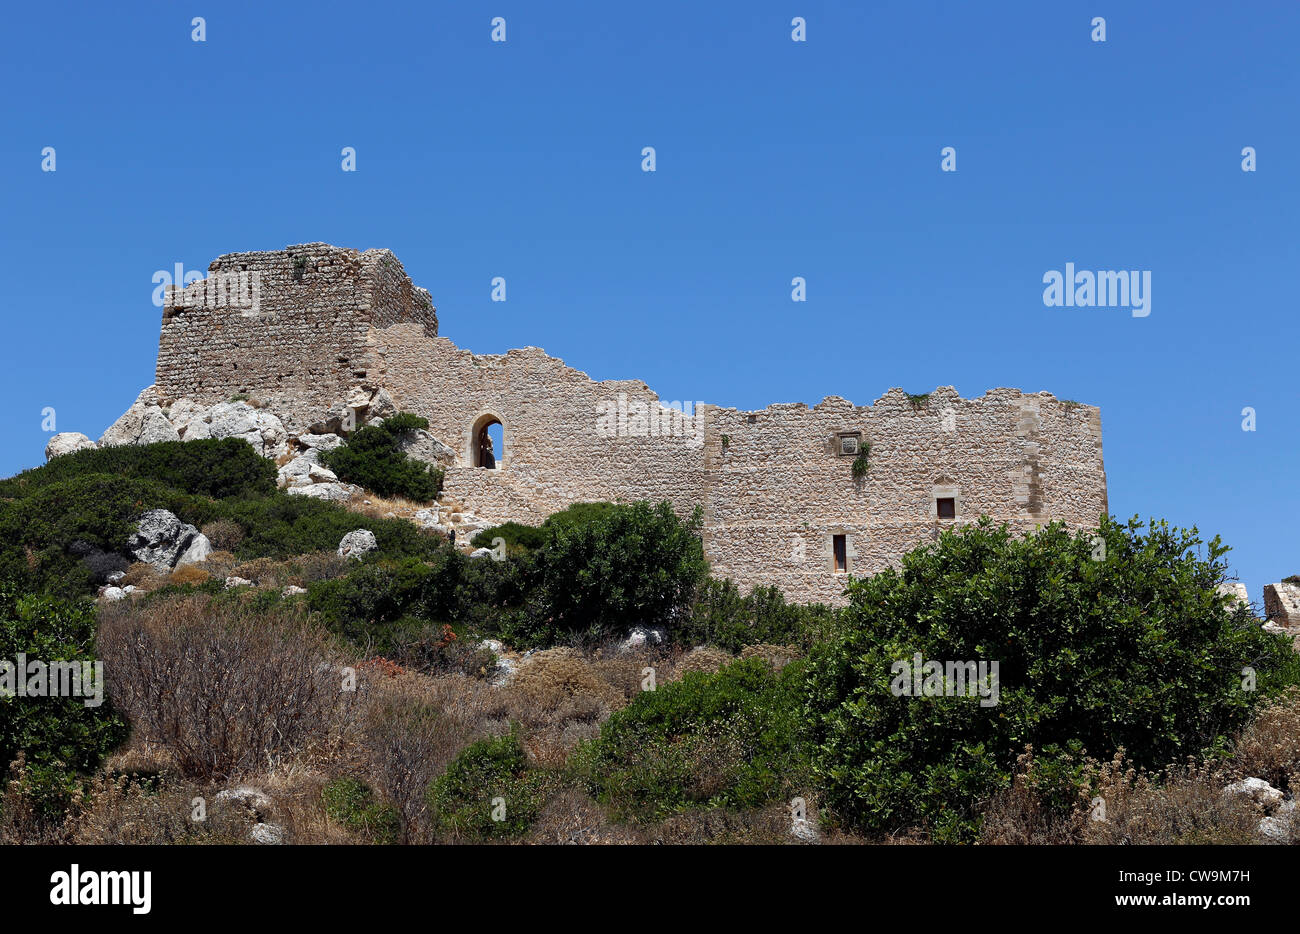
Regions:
[[470, 414, 505, 469]]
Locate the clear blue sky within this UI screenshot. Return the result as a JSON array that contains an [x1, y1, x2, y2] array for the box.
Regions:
[[2, 2, 1295, 599]]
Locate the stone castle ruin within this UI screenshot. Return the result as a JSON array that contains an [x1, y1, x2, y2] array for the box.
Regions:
[[97, 243, 1112, 605]]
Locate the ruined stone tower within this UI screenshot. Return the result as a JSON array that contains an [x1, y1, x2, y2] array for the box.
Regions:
[[155, 244, 1108, 605]]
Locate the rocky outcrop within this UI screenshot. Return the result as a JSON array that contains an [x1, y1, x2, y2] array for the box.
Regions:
[[99, 386, 181, 447], [44, 432, 97, 460], [181, 401, 290, 460], [399, 428, 456, 468], [85, 384, 455, 485], [127, 509, 211, 572], [338, 529, 377, 560]]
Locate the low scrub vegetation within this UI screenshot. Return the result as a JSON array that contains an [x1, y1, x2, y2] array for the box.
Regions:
[[320, 412, 444, 503], [2, 437, 1297, 846]]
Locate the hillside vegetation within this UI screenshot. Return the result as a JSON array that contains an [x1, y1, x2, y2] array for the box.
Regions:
[[1, 438, 1297, 845]]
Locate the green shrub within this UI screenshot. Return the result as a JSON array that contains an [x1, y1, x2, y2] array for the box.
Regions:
[[427, 729, 548, 839], [214, 493, 441, 562], [804, 516, 1300, 842], [579, 656, 809, 821], [0, 439, 275, 501], [308, 553, 462, 645], [321, 776, 401, 843], [320, 413, 444, 502], [535, 501, 707, 642], [470, 521, 546, 552], [0, 583, 129, 823], [683, 578, 835, 652], [0, 475, 203, 598], [471, 501, 621, 551]]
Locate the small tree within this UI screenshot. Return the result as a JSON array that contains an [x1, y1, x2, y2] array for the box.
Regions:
[[804, 516, 1300, 841], [0, 584, 129, 822], [537, 501, 707, 641]]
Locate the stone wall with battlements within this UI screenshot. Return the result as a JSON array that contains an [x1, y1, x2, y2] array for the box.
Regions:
[[699, 387, 1108, 605], [148, 244, 1108, 605]]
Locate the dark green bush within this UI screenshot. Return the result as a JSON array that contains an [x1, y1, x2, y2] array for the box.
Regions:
[[0, 439, 275, 501], [308, 553, 462, 643], [803, 516, 1300, 842], [683, 578, 835, 651], [535, 501, 707, 641], [427, 729, 548, 839], [320, 413, 444, 502], [0, 583, 129, 823], [0, 475, 203, 597], [471, 501, 621, 551], [321, 776, 401, 844], [214, 493, 441, 562], [470, 521, 547, 552], [579, 656, 809, 821]]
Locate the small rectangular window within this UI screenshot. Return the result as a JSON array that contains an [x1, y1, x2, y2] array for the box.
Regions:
[[833, 534, 848, 573], [936, 497, 956, 519]]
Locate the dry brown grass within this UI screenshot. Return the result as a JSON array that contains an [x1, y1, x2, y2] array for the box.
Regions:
[[198, 548, 238, 578], [120, 561, 163, 589], [167, 564, 210, 587], [208, 551, 348, 588], [200, 518, 245, 550], [1078, 753, 1264, 845], [1234, 686, 1300, 791], [670, 645, 733, 681], [346, 490, 436, 522], [97, 593, 365, 781], [981, 746, 1272, 845]]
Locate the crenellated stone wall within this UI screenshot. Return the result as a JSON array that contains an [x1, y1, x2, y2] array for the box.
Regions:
[[151, 244, 1108, 605]]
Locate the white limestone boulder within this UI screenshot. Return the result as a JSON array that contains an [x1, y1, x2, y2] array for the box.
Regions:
[[398, 428, 456, 467], [297, 432, 344, 452], [199, 402, 289, 459], [1226, 777, 1285, 810], [1260, 801, 1297, 843], [99, 386, 181, 447], [287, 481, 360, 503], [367, 387, 398, 420], [277, 450, 321, 488], [128, 509, 205, 571], [250, 822, 285, 845], [215, 786, 273, 812], [620, 627, 666, 653], [338, 529, 378, 560], [176, 532, 212, 567], [45, 432, 97, 460], [308, 463, 338, 483]]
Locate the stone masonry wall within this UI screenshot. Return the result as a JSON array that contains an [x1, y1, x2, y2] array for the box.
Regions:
[[155, 243, 435, 431], [150, 244, 1108, 605], [700, 388, 1107, 605], [371, 327, 709, 525]]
